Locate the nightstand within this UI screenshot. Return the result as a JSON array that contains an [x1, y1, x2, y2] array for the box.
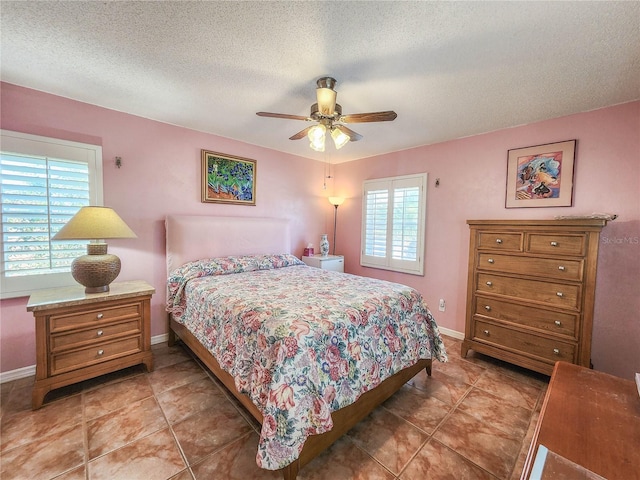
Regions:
[[27, 280, 155, 409], [301, 254, 344, 272]]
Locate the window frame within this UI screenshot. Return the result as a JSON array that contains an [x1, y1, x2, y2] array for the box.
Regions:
[[360, 173, 428, 275], [0, 130, 103, 299]]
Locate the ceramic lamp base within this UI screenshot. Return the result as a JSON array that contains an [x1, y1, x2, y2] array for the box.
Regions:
[[71, 243, 121, 293]]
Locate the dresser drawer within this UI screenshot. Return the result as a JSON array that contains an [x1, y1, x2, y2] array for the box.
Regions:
[[477, 253, 584, 281], [50, 318, 142, 352], [473, 319, 576, 364], [50, 303, 142, 332], [526, 233, 586, 256], [477, 273, 580, 309], [50, 335, 142, 376], [478, 231, 523, 251], [474, 296, 578, 337]]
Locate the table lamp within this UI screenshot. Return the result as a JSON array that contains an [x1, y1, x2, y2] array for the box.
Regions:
[[52, 206, 137, 293]]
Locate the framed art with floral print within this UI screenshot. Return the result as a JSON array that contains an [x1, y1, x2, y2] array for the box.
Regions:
[[505, 140, 576, 208], [201, 150, 256, 205]]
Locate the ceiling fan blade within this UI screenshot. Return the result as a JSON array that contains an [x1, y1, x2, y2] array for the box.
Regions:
[[340, 111, 397, 123], [334, 124, 362, 142], [257, 112, 309, 121], [289, 126, 313, 140]]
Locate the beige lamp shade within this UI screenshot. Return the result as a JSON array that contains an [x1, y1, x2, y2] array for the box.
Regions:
[[53, 206, 137, 240], [328, 196, 345, 206], [52, 206, 137, 293]]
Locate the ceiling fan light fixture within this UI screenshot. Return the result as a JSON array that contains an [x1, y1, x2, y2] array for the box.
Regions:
[[316, 88, 337, 115], [316, 77, 338, 115], [308, 124, 326, 151], [331, 127, 350, 149]]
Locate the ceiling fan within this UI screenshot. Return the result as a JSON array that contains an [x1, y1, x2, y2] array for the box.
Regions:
[[256, 77, 397, 152]]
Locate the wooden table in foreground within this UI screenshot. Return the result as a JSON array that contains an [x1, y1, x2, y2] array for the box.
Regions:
[[521, 361, 640, 480]]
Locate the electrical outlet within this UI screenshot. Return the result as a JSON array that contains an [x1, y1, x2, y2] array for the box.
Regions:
[[438, 298, 446, 312]]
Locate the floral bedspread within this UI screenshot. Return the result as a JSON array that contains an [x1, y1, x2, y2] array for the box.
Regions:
[[166, 254, 447, 470]]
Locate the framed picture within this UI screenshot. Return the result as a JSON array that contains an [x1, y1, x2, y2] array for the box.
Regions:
[[201, 150, 256, 205], [505, 140, 576, 208]]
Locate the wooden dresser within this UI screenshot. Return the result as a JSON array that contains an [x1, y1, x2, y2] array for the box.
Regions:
[[462, 219, 606, 375], [27, 280, 155, 409]]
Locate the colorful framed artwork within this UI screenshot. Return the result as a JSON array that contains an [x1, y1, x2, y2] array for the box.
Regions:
[[201, 150, 256, 205], [505, 140, 576, 208]]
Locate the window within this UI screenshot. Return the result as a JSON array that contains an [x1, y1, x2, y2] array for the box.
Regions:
[[0, 130, 103, 299], [361, 173, 427, 275]]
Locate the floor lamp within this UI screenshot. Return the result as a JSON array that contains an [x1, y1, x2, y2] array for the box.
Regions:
[[328, 197, 345, 255]]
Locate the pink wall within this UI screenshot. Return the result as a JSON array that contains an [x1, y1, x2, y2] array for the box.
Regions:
[[334, 101, 640, 380], [1, 82, 638, 380], [0, 83, 336, 374]]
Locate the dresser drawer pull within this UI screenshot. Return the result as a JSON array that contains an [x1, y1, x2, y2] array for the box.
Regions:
[[553, 348, 560, 355], [554, 320, 562, 326], [487, 258, 495, 264], [550, 241, 558, 247], [483, 330, 490, 336], [96, 330, 104, 337], [558, 265, 566, 271], [495, 238, 502, 244], [486, 281, 493, 286], [556, 292, 564, 297], [97, 349, 105, 356], [484, 305, 491, 311], [96, 313, 104, 320]]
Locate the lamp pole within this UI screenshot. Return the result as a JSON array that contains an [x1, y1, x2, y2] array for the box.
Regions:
[[332, 204, 339, 255], [328, 197, 344, 255]]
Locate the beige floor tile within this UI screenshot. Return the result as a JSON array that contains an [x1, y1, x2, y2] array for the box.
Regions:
[[0, 425, 84, 480], [88, 428, 185, 480]]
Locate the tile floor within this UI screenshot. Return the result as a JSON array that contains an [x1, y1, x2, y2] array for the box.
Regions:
[[0, 335, 549, 480]]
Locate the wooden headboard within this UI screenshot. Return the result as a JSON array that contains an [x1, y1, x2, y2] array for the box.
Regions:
[[165, 215, 291, 274]]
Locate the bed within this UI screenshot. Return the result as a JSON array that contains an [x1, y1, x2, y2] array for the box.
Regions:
[[165, 215, 447, 479]]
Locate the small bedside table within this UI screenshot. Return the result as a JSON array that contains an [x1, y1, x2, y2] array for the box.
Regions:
[[27, 280, 155, 409], [301, 254, 344, 272]]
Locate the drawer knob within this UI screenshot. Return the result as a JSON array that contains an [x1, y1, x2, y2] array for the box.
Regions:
[[483, 329, 490, 336], [484, 305, 491, 311], [495, 238, 503, 244], [554, 320, 562, 326], [97, 330, 104, 337], [96, 313, 104, 320], [486, 281, 493, 286], [487, 258, 495, 264], [97, 349, 105, 356], [556, 292, 564, 297], [553, 348, 560, 355], [558, 265, 566, 271], [550, 241, 558, 247]]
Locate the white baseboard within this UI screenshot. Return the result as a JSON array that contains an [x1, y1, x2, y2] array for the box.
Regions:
[[0, 333, 171, 384], [438, 326, 464, 340], [0, 364, 36, 384]]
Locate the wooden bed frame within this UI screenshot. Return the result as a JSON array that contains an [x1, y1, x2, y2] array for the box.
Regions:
[[165, 215, 432, 479]]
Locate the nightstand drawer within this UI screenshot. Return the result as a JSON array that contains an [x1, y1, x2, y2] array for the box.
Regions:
[[50, 303, 142, 332], [473, 319, 576, 364], [477, 232, 523, 251], [50, 335, 142, 376], [526, 233, 586, 256], [477, 273, 580, 309], [50, 318, 142, 352], [477, 253, 584, 281]]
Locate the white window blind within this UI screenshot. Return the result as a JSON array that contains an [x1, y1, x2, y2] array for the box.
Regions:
[[0, 130, 103, 298], [361, 173, 427, 275]]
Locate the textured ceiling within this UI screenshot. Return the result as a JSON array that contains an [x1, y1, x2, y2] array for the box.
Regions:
[[2, 1, 639, 163]]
